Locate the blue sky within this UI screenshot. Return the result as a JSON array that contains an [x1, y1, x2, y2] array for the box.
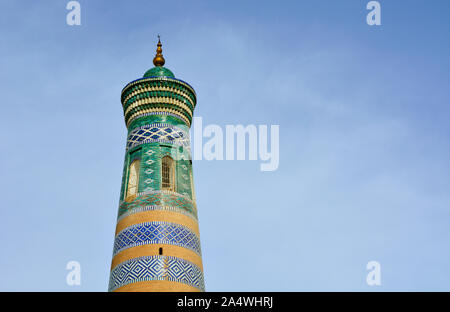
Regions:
[[1, 0, 450, 291]]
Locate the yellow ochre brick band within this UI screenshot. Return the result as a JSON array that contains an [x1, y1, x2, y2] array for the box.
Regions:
[[111, 243, 203, 271], [115, 210, 200, 236], [113, 280, 201, 292]]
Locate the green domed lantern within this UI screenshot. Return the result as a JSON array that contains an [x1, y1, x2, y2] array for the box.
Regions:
[[143, 66, 175, 78]]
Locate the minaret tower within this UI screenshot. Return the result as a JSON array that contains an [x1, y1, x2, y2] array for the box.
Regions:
[[108, 38, 204, 292]]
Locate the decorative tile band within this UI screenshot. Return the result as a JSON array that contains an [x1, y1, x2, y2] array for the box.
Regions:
[[123, 85, 195, 112], [127, 112, 187, 128], [121, 77, 196, 102], [118, 190, 196, 219], [109, 255, 204, 292], [131, 189, 194, 201], [117, 205, 197, 223], [122, 80, 196, 104], [113, 221, 201, 257], [126, 107, 191, 128], [124, 96, 193, 121], [126, 123, 190, 151]]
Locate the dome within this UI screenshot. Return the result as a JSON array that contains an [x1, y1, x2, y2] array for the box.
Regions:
[[143, 66, 175, 78]]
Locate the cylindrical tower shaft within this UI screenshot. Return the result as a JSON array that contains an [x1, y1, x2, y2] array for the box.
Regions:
[[108, 39, 204, 292]]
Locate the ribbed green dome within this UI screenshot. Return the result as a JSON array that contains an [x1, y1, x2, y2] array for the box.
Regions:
[[143, 66, 175, 78]]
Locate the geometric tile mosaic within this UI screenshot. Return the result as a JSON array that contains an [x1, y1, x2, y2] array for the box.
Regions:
[[127, 123, 190, 151], [108, 255, 204, 292], [117, 204, 197, 224], [145, 168, 154, 174], [113, 221, 201, 257], [118, 190, 196, 220], [127, 112, 189, 128]]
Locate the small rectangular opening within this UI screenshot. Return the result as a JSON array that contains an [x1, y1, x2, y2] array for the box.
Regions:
[[159, 247, 163, 255]]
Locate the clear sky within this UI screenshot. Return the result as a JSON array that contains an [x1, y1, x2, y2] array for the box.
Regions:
[[1, 0, 450, 291]]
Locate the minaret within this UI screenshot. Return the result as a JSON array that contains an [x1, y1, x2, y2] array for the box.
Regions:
[[108, 38, 204, 292]]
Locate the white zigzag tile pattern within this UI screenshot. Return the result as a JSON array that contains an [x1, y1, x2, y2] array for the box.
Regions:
[[127, 123, 190, 151], [108, 255, 204, 291]]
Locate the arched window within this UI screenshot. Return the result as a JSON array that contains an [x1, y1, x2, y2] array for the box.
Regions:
[[126, 159, 140, 199], [161, 156, 175, 191]]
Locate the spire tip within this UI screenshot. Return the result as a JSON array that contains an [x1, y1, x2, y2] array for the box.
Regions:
[[153, 35, 165, 67]]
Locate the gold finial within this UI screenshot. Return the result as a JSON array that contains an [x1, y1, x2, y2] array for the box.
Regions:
[[153, 35, 165, 67]]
